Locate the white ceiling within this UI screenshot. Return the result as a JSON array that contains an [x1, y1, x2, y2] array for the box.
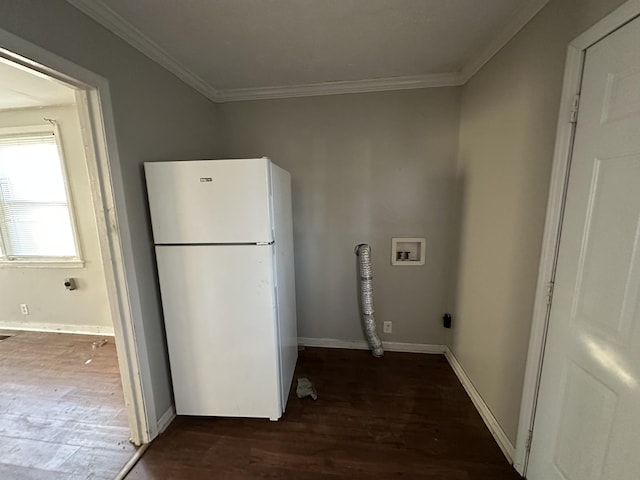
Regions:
[[67, 0, 550, 102], [0, 60, 76, 111]]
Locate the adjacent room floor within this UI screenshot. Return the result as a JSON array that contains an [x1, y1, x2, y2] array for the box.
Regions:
[[0, 330, 136, 480], [128, 347, 521, 479]]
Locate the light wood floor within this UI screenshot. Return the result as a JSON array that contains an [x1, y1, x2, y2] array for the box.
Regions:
[[128, 347, 522, 479], [0, 330, 136, 480]]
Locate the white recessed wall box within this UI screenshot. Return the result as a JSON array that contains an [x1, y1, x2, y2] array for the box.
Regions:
[[391, 237, 426, 266]]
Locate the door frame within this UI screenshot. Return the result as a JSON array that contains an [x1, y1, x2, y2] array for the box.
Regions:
[[513, 0, 640, 475], [0, 29, 156, 444]]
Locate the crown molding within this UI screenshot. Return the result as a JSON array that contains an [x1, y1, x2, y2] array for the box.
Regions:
[[460, 0, 552, 83], [66, 0, 224, 102], [66, 0, 550, 102], [217, 73, 464, 102]]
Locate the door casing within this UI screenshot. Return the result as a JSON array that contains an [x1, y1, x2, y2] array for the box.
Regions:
[[514, 0, 640, 475]]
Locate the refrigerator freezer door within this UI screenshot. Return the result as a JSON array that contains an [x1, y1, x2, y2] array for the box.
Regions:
[[155, 244, 282, 419], [145, 158, 273, 244]]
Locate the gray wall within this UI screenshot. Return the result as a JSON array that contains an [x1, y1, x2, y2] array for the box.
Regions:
[[0, 0, 221, 424], [220, 89, 460, 345], [451, 0, 627, 443]]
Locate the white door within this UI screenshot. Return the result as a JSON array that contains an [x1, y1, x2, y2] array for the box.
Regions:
[[527, 17, 640, 480], [155, 244, 282, 420], [145, 158, 273, 244]]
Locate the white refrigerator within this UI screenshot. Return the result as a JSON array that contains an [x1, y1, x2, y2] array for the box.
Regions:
[[144, 158, 297, 421]]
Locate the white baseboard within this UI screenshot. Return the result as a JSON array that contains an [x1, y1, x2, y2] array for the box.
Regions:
[[156, 405, 176, 435], [0, 321, 115, 336], [444, 346, 515, 463], [297, 337, 446, 354]]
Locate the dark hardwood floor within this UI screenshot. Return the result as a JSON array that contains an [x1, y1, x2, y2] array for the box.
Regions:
[[0, 330, 136, 480], [128, 347, 521, 479]]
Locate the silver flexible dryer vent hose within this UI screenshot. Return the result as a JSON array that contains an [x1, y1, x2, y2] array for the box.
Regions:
[[355, 243, 384, 358]]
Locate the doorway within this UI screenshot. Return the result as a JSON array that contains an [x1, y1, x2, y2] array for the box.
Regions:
[[0, 28, 154, 480], [0, 57, 140, 477]]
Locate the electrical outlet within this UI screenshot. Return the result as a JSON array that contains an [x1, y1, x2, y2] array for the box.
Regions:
[[20, 304, 29, 315], [383, 321, 392, 333]]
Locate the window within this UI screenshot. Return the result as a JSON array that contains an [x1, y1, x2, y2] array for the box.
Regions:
[[0, 125, 80, 264]]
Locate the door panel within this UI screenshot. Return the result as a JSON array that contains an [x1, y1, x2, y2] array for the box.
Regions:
[[145, 158, 273, 244], [528, 16, 640, 480], [573, 154, 640, 341], [552, 363, 617, 480], [601, 67, 640, 124]]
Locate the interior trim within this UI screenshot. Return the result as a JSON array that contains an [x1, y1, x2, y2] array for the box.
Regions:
[[459, 0, 552, 82], [218, 73, 463, 102], [0, 321, 115, 336], [65, 0, 224, 102], [156, 405, 176, 434], [444, 346, 515, 463], [297, 337, 446, 354], [66, 0, 552, 102]]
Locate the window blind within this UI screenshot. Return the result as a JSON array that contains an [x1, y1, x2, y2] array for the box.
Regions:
[[0, 131, 78, 260]]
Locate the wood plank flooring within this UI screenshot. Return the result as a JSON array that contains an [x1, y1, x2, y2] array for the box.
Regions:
[[128, 347, 522, 479], [0, 330, 136, 480]]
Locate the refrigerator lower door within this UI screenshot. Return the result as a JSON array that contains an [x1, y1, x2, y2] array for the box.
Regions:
[[155, 244, 282, 419]]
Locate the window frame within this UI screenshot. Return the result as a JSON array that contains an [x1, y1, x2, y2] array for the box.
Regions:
[[0, 123, 83, 267]]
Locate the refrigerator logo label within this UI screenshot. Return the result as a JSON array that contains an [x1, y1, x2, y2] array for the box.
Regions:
[[199, 177, 213, 182]]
